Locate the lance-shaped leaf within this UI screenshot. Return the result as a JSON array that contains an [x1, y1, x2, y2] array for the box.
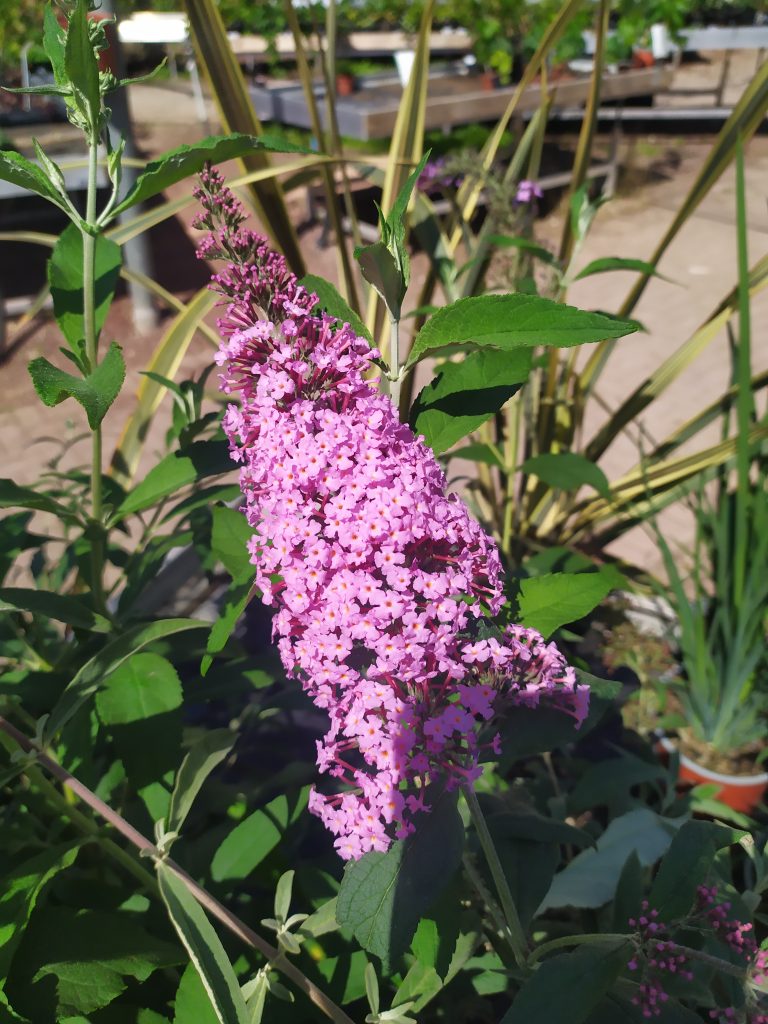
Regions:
[[517, 569, 621, 639], [48, 223, 121, 350], [157, 864, 250, 1024], [65, 0, 101, 129], [28, 342, 126, 429], [301, 274, 373, 343], [112, 133, 303, 217], [43, 618, 205, 742], [0, 587, 111, 632], [406, 294, 639, 369], [336, 791, 464, 971], [166, 729, 235, 838], [521, 452, 610, 498], [0, 150, 73, 214], [411, 348, 531, 455]]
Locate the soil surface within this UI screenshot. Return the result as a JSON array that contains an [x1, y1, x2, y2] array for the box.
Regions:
[[1, 49, 766, 583]]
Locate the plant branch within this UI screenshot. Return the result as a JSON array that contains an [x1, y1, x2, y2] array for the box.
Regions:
[[0, 716, 356, 1024], [528, 932, 632, 966], [462, 784, 529, 968]]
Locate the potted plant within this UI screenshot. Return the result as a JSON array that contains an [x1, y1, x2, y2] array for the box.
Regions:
[[649, 468, 768, 813]]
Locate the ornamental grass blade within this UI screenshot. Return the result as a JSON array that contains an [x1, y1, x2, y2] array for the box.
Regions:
[[281, 0, 360, 312], [584, 252, 768, 462], [580, 58, 768, 393], [157, 864, 249, 1024], [364, 0, 434, 343], [180, 0, 305, 274], [110, 287, 218, 487], [558, 0, 610, 266]]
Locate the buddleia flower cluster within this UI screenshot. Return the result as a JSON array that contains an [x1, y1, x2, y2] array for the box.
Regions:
[[195, 167, 588, 860]]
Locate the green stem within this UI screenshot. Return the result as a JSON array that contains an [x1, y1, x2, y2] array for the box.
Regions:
[[390, 316, 402, 416], [528, 932, 631, 966], [463, 785, 529, 968], [83, 132, 106, 609], [0, 716, 356, 1024]]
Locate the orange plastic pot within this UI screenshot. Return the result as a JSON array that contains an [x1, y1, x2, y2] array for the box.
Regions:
[[657, 735, 768, 814]]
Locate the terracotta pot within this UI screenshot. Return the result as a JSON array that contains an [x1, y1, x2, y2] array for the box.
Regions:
[[657, 735, 768, 814], [631, 49, 656, 69], [335, 73, 356, 97], [479, 69, 499, 91]]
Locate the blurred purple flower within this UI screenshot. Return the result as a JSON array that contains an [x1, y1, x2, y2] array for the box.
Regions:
[[515, 179, 543, 204]]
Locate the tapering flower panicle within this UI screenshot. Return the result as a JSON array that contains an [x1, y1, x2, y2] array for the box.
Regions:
[[628, 892, 768, 1021], [196, 166, 588, 859]]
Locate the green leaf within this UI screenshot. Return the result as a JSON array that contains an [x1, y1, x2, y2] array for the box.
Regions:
[[28, 341, 126, 429], [406, 294, 639, 369], [0, 150, 72, 213], [411, 348, 531, 455], [568, 752, 668, 817], [501, 940, 632, 1024], [116, 442, 232, 518], [517, 569, 620, 638], [112, 133, 304, 217], [44, 618, 205, 742], [64, 0, 101, 129], [0, 587, 110, 632], [336, 791, 464, 971], [7, 907, 181, 1020], [0, 842, 82, 983], [521, 452, 610, 498], [0, 479, 79, 524], [301, 274, 372, 342], [201, 582, 251, 676], [497, 673, 620, 762], [539, 809, 676, 911], [157, 864, 250, 1024], [649, 820, 744, 920], [166, 729, 235, 838], [299, 899, 340, 940], [389, 152, 431, 248], [487, 233, 559, 266], [355, 241, 405, 321], [449, 443, 505, 469], [573, 257, 672, 284], [43, 4, 67, 88], [486, 810, 593, 849], [95, 653, 183, 788], [211, 506, 252, 584], [612, 852, 645, 933], [48, 224, 122, 350], [174, 963, 220, 1024], [211, 789, 308, 881]]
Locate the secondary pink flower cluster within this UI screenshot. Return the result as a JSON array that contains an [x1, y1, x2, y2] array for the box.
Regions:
[[195, 167, 588, 860], [628, 891, 768, 1021], [628, 901, 693, 1018]]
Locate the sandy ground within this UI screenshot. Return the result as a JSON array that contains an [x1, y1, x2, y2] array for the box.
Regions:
[[0, 49, 766, 579]]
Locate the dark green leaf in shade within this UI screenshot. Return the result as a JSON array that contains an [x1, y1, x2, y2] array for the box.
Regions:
[[44, 618, 205, 742], [48, 224, 122, 350], [521, 451, 610, 498], [116, 441, 232, 518], [157, 864, 249, 1024], [166, 729, 235, 838], [500, 939, 632, 1024], [28, 342, 126, 429], [112, 133, 305, 217], [210, 506, 252, 583], [211, 789, 309, 881], [336, 791, 464, 971], [0, 480, 79, 525], [517, 568, 622, 638], [411, 348, 532, 455], [649, 820, 744, 920], [0, 843, 82, 984], [201, 582, 251, 676], [406, 294, 639, 369], [539, 809, 676, 912], [0, 587, 110, 632], [301, 274, 372, 342], [612, 852, 645, 933], [95, 653, 183, 788]]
